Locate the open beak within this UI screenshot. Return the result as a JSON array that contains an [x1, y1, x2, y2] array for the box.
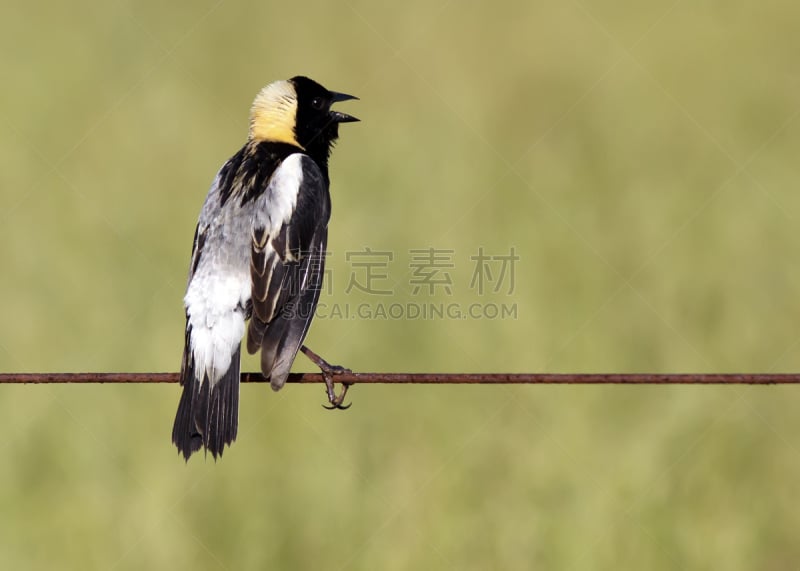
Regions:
[[330, 91, 359, 123]]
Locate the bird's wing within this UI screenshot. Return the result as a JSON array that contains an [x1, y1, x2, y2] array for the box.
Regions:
[[246, 153, 330, 389], [175, 161, 248, 460], [179, 167, 226, 384]]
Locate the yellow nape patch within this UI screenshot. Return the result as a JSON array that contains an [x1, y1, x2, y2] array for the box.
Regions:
[[249, 80, 303, 148]]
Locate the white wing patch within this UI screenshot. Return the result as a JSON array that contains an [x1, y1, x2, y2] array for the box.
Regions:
[[185, 268, 250, 387], [254, 153, 305, 236]]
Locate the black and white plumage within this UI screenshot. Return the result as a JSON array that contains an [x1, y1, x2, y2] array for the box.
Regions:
[[172, 76, 358, 460]]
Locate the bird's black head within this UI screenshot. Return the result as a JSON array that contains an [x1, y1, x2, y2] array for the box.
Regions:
[[290, 76, 358, 161], [249, 76, 358, 165]]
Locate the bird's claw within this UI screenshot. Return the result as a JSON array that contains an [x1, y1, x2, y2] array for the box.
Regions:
[[323, 364, 351, 375], [299, 345, 354, 410], [322, 371, 352, 410]]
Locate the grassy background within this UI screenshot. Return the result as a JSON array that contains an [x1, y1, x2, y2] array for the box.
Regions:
[[3, 0, 800, 568]]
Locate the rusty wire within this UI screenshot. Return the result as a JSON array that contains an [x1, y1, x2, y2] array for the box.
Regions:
[[0, 372, 798, 384]]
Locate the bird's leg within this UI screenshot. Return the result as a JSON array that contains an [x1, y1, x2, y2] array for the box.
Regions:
[[300, 345, 353, 410]]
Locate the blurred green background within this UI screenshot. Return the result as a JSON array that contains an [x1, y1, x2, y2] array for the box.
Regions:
[[2, 0, 800, 569]]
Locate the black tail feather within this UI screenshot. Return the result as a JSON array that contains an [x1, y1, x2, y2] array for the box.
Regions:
[[172, 345, 241, 461]]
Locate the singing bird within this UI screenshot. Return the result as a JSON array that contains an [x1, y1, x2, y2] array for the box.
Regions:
[[172, 76, 358, 460]]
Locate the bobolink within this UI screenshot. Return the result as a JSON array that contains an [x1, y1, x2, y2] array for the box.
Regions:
[[172, 76, 358, 460]]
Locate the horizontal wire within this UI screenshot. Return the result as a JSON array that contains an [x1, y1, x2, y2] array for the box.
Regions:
[[0, 373, 798, 384]]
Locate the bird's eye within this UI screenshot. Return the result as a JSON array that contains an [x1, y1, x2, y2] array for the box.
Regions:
[[311, 97, 325, 110]]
